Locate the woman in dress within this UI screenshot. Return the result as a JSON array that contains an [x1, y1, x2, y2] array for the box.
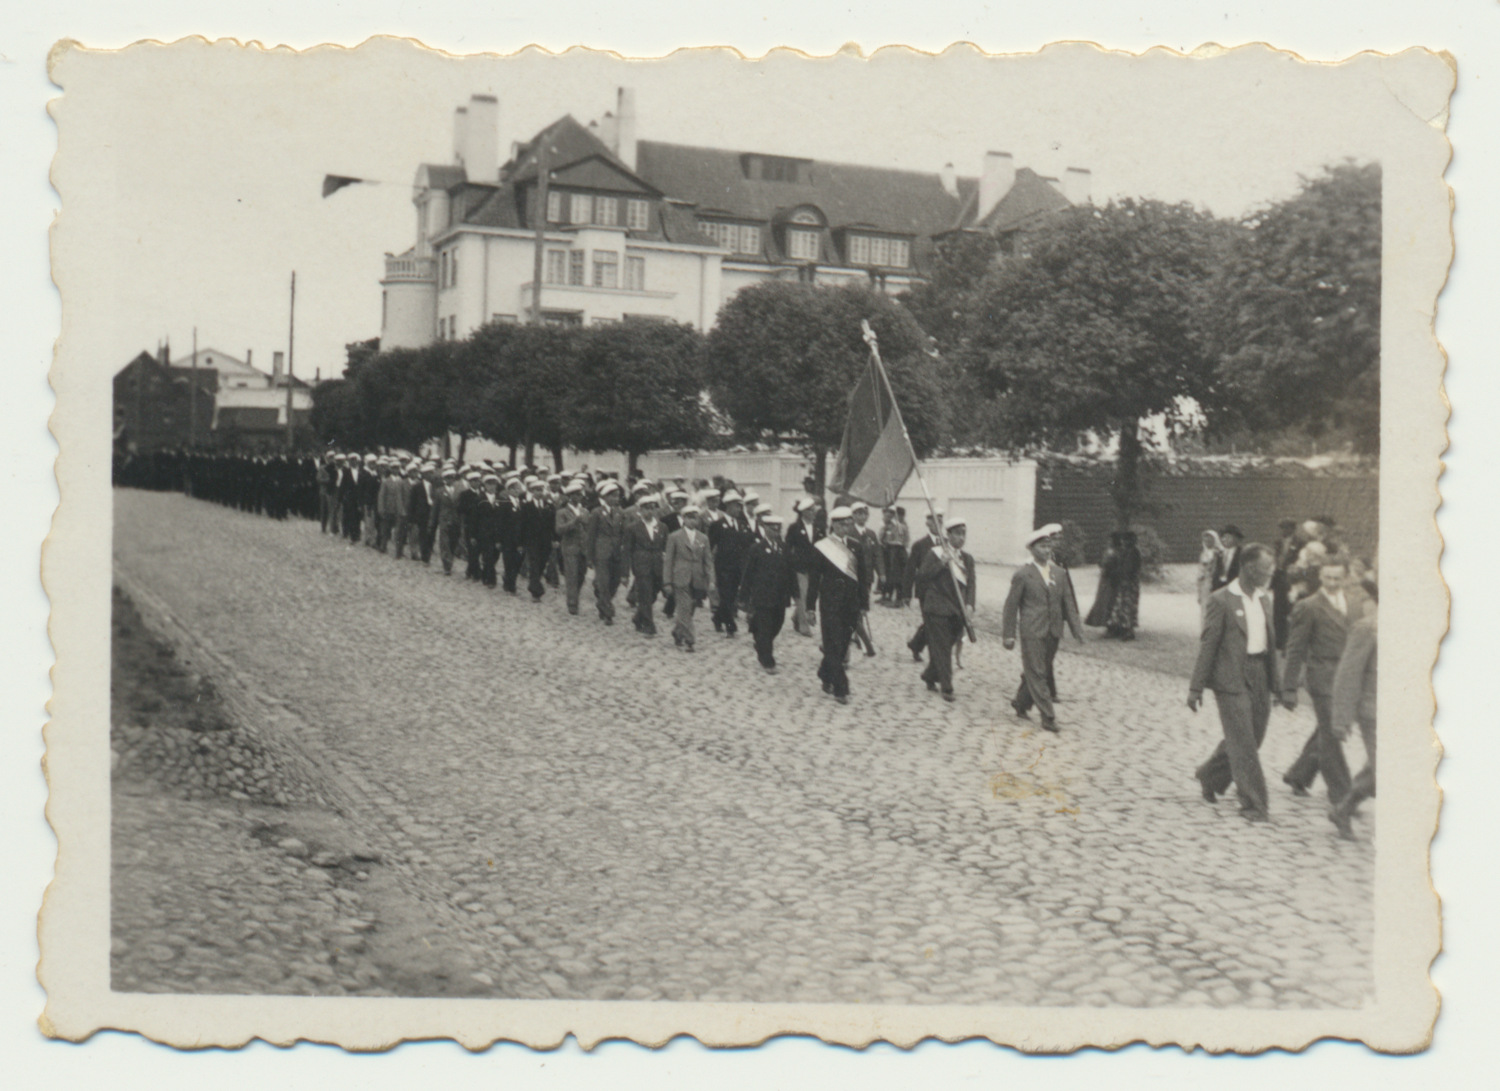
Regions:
[[1086, 531, 1123, 634], [1196, 529, 1223, 625]]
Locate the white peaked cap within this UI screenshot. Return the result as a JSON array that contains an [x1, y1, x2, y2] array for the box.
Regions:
[[829, 506, 854, 521], [1025, 523, 1063, 546]]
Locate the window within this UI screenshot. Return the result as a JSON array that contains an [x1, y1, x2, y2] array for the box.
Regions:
[[740, 225, 761, 254], [381, 290, 387, 328], [702, 221, 762, 255], [591, 316, 619, 326], [546, 189, 563, 223], [545, 249, 568, 285], [848, 235, 869, 265], [570, 193, 593, 224], [848, 234, 910, 268], [592, 250, 619, 288], [624, 255, 646, 291], [439, 251, 449, 287], [542, 311, 583, 327], [890, 239, 910, 267], [594, 196, 619, 226], [627, 199, 650, 231], [449, 251, 458, 287], [568, 250, 585, 286], [492, 313, 519, 324], [787, 228, 820, 261]]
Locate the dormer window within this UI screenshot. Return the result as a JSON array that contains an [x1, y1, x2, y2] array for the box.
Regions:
[[626, 199, 650, 231], [787, 228, 820, 261], [741, 154, 812, 184], [701, 221, 762, 256], [847, 233, 910, 269]]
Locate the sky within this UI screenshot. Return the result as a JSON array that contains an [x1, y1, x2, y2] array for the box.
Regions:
[[52, 39, 1418, 391]]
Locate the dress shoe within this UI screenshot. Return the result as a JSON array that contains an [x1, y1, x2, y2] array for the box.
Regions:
[[1283, 775, 1309, 797], [1196, 775, 1218, 804], [909, 647, 923, 662], [1040, 719, 1059, 734], [1327, 806, 1356, 840], [941, 691, 955, 703], [1241, 809, 1270, 824], [1011, 702, 1031, 720], [822, 681, 834, 695], [761, 664, 778, 674], [925, 679, 938, 693], [835, 694, 850, 705]]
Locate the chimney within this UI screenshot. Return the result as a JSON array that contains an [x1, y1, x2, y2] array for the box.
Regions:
[[597, 110, 618, 154], [977, 151, 1016, 223], [245, 349, 253, 371], [452, 105, 469, 168], [616, 87, 637, 171], [1063, 166, 1092, 206], [160, 338, 170, 367], [939, 162, 958, 199], [465, 94, 500, 183], [272, 351, 285, 384]]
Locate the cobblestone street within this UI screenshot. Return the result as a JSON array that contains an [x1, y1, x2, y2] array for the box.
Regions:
[[111, 489, 1374, 1008]]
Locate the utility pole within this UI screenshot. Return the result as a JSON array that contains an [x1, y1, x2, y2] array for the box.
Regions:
[[189, 325, 198, 446], [531, 137, 549, 324], [285, 271, 296, 449]]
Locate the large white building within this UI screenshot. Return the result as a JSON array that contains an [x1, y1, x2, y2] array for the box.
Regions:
[[379, 90, 1088, 349]]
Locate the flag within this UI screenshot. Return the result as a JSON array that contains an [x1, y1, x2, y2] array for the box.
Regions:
[[321, 174, 367, 198], [830, 354, 915, 509]]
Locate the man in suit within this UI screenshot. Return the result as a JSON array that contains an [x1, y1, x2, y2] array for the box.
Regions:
[[432, 466, 464, 575], [1327, 586, 1378, 840], [1189, 542, 1291, 822], [1210, 524, 1245, 591], [317, 450, 339, 535], [813, 506, 868, 705], [785, 498, 823, 636], [850, 502, 882, 657], [1002, 523, 1083, 733], [584, 480, 628, 625], [904, 511, 947, 662], [554, 479, 591, 615], [624, 493, 667, 636], [663, 505, 713, 651], [336, 455, 364, 543], [472, 474, 504, 588], [397, 462, 430, 561], [1279, 562, 1357, 803], [916, 518, 977, 703], [710, 491, 753, 637], [498, 478, 527, 594], [519, 477, 554, 602], [738, 515, 797, 673]]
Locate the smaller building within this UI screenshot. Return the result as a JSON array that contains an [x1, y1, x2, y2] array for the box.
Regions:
[[113, 349, 217, 452]]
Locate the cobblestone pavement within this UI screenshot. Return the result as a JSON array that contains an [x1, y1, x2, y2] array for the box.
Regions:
[[111, 489, 1373, 1008]]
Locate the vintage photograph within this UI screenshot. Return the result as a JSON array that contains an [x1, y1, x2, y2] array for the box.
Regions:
[[40, 39, 1449, 1051]]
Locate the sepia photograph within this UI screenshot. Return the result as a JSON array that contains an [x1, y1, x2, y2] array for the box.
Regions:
[[37, 32, 1449, 1055]]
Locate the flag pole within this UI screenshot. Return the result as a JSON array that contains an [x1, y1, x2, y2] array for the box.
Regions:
[[859, 320, 975, 641]]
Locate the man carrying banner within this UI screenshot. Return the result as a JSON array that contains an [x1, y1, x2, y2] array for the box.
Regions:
[[916, 517, 977, 702], [814, 506, 868, 704]]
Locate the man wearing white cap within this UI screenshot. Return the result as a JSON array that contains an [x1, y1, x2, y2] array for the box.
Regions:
[[585, 480, 629, 624], [664, 505, 713, 650], [498, 478, 527, 594], [459, 469, 483, 580], [432, 466, 465, 575], [710, 490, 752, 637], [915, 518, 977, 702], [555, 480, 590, 615], [624, 493, 667, 636], [904, 509, 948, 660], [813, 506, 869, 704], [786, 498, 823, 637], [1002, 523, 1083, 732], [738, 514, 796, 672], [474, 474, 504, 588]]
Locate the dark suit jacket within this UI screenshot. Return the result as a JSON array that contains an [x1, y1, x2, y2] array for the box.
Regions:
[[407, 480, 432, 528], [432, 484, 462, 529], [1331, 613, 1377, 728], [815, 538, 868, 626], [623, 514, 666, 583], [738, 539, 796, 612], [1210, 546, 1242, 592], [904, 533, 943, 595], [784, 519, 822, 573], [584, 504, 627, 566], [471, 495, 502, 546], [1283, 592, 1352, 696], [1001, 563, 1082, 642], [916, 548, 976, 618], [1190, 585, 1281, 696]]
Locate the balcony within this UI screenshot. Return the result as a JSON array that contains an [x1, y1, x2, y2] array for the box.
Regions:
[[382, 254, 437, 283]]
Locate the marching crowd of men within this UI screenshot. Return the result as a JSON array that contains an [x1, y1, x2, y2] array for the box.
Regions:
[[147, 448, 983, 708]]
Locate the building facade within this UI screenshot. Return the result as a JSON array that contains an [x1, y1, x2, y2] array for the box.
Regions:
[[380, 90, 1089, 350]]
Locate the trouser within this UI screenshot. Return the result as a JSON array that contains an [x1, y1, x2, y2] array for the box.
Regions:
[[417, 523, 435, 564], [1012, 635, 1061, 724], [501, 543, 524, 592], [546, 544, 561, 588], [1332, 716, 1378, 819], [525, 542, 548, 600], [363, 505, 378, 546], [393, 515, 411, 558], [343, 504, 362, 543], [794, 571, 817, 634], [328, 496, 342, 535], [921, 613, 963, 694], [672, 584, 701, 646], [908, 622, 928, 658], [479, 540, 499, 588], [748, 606, 785, 667], [438, 523, 461, 573], [713, 564, 742, 633], [633, 570, 660, 633], [1284, 688, 1352, 803], [464, 527, 481, 579], [561, 548, 586, 614], [881, 545, 907, 599], [818, 615, 854, 698], [1196, 655, 1274, 817], [593, 555, 623, 621], [319, 490, 337, 533]]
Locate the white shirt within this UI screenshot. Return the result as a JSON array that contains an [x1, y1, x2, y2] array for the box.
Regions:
[[1030, 558, 1053, 584], [1229, 580, 1269, 655], [1322, 588, 1348, 615]]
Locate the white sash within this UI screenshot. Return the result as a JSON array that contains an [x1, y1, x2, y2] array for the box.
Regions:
[[814, 536, 858, 580]]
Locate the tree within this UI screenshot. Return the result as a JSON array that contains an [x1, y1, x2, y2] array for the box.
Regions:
[[1210, 162, 1381, 453], [965, 199, 1226, 525], [705, 280, 947, 492], [566, 321, 707, 474]]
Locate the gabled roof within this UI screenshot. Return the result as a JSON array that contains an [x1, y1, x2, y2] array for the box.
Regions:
[[978, 168, 1073, 233], [508, 115, 659, 196], [635, 141, 971, 237], [173, 349, 259, 376]]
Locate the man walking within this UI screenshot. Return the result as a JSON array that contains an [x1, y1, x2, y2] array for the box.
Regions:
[[1001, 524, 1083, 733], [813, 506, 867, 705], [739, 515, 796, 673], [585, 480, 628, 625], [916, 517, 976, 703], [785, 498, 823, 637], [624, 493, 667, 637], [1280, 562, 1357, 802], [555, 480, 591, 615], [1327, 586, 1378, 840], [664, 505, 713, 651], [432, 466, 464, 575], [904, 510, 947, 661], [1189, 542, 1290, 822]]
